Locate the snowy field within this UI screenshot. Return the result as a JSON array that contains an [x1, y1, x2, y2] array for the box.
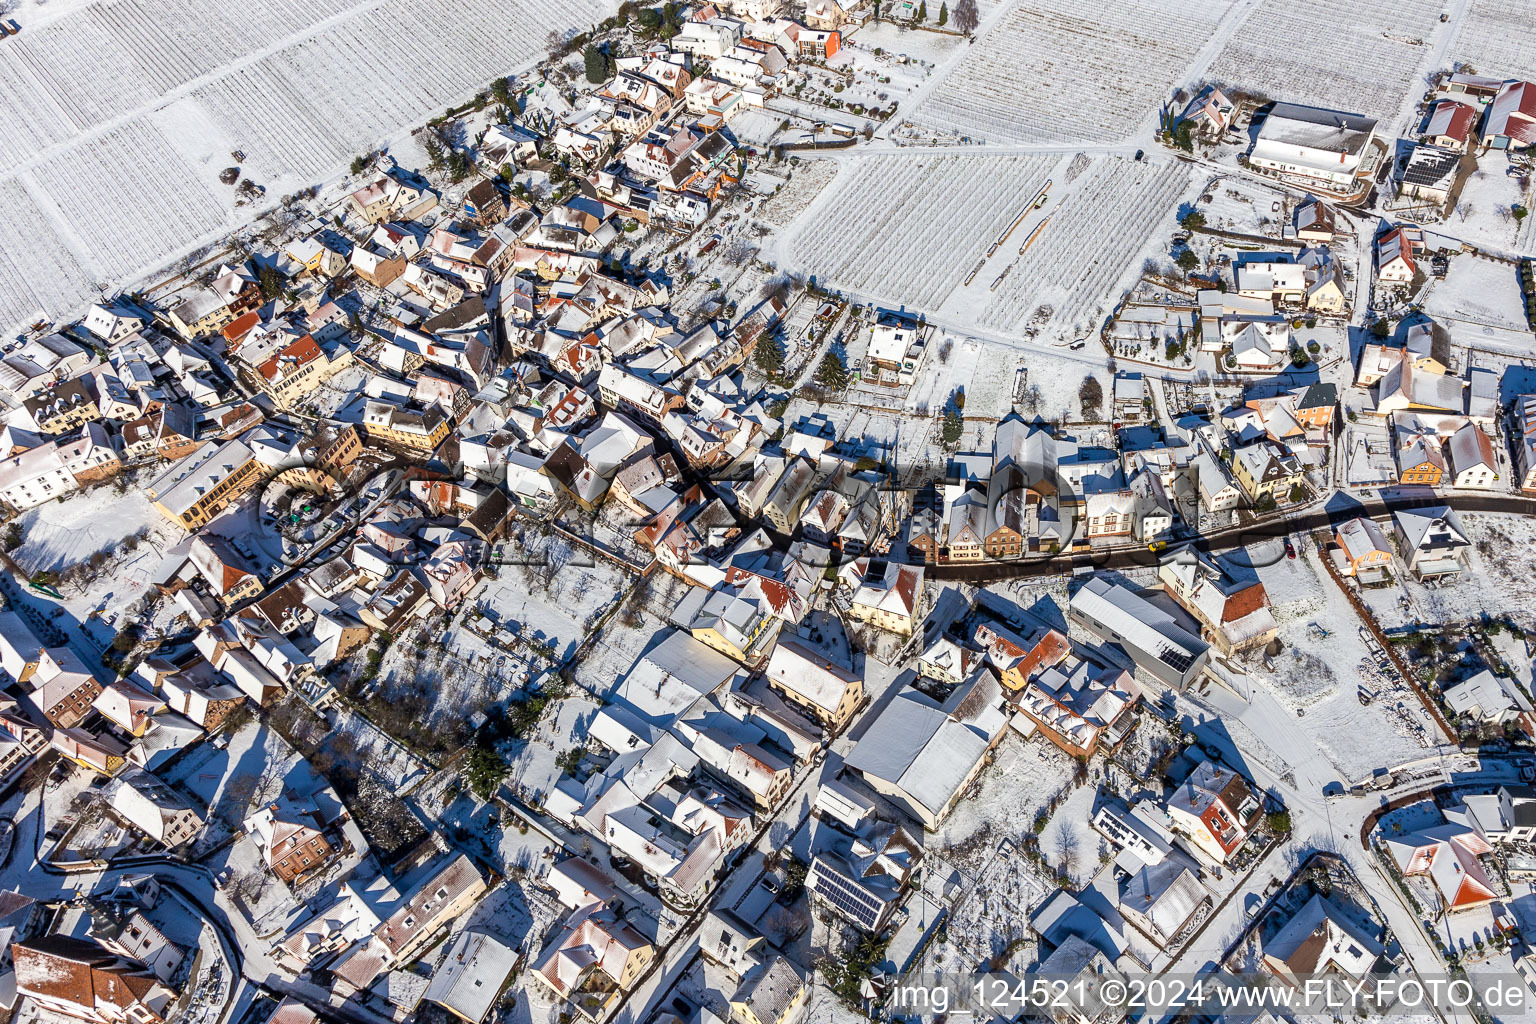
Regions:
[[902, 0, 1236, 145], [787, 152, 1055, 310], [1238, 542, 1443, 776], [1421, 256, 1530, 334], [976, 157, 1191, 341], [0, 0, 613, 330], [1449, 0, 1536, 84], [1448, 161, 1536, 256], [1204, 0, 1446, 126], [12, 479, 183, 626]]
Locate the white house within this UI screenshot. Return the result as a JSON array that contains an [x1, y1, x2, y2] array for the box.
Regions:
[[1248, 103, 1377, 190]]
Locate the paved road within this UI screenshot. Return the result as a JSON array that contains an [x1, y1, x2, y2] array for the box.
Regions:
[[924, 490, 1536, 581]]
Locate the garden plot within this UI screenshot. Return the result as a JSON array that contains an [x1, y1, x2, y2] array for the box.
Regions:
[[474, 542, 634, 664], [904, 0, 1236, 145], [917, 734, 1081, 973], [504, 695, 601, 809], [1448, 160, 1536, 256], [980, 157, 1192, 342], [1233, 543, 1443, 777], [1422, 256, 1529, 333], [787, 153, 1055, 311], [1450, 0, 1536, 84], [1204, 0, 1446, 126], [1359, 513, 1536, 631], [12, 480, 180, 625], [756, 159, 840, 228]]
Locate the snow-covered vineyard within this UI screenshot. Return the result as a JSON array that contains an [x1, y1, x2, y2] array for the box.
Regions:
[[903, 0, 1236, 145], [786, 152, 1055, 310], [0, 0, 610, 326]]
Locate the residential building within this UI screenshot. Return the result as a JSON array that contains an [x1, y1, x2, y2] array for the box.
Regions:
[[1164, 760, 1262, 864], [29, 647, 102, 728], [1232, 440, 1304, 503], [1334, 517, 1394, 583], [360, 400, 451, 452], [1247, 102, 1377, 191], [1514, 396, 1536, 494], [105, 766, 203, 848], [1158, 553, 1278, 655], [1451, 785, 1536, 844], [844, 562, 923, 636], [1376, 226, 1417, 284], [245, 797, 346, 883], [255, 334, 348, 411], [1392, 505, 1470, 581], [806, 822, 921, 932], [843, 671, 1008, 829], [530, 903, 654, 1018], [1179, 84, 1234, 138], [423, 930, 518, 1024], [1261, 895, 1383, 987], [1118, 860, 1208, 948], [1385, 824, 1496, 911], [1442, 669, 1532, 726], [23, 377, 101, 436], [1067, 577, 1210, 690], [145, 439, 268, 530], [763, 639, 862, 732], [0, 423, 122, 511], [1447, 422, 1497, 488], [1016, 656, 1142, 759], [1423, 99, 1476, 151], [1398, 144, 1460, 205], [730, 956, 808, 1024], [12, 935, 178, 1024], [1482, 80, 1536, 149], [328, 854, 489, 991]]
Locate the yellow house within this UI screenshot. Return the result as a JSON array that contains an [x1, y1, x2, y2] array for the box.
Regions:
[[284, 235, 348, 279], [730, 957, 808, 1024], [1231, 441, 1304, 502], [50, 727, 128, 775], [146, 439, 270, 530], [256, 334, 351, 411], [360, 400, 451, 452], [531, 905, 655, 1020], [764, 639, 863, 732]]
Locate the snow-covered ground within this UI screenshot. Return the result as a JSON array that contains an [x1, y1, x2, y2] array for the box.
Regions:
[[0, 0, 613, 331], [901, 0, 1236, 145], [1204, 0, 1447, 127], [11, 477, 183, 625], [1421, 256, 1533, 353], [1449, 0, 1536, 84]]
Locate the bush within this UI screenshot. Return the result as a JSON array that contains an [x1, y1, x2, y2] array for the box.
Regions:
[[1180, 209, 1207, 231], [1078, 375, 1103, 416]]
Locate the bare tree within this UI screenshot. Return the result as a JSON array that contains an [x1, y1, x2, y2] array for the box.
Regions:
[[952, 0, 979, 33]]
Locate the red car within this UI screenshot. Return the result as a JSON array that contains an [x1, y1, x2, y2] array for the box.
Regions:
[[1284, 539, 1296, 559]]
